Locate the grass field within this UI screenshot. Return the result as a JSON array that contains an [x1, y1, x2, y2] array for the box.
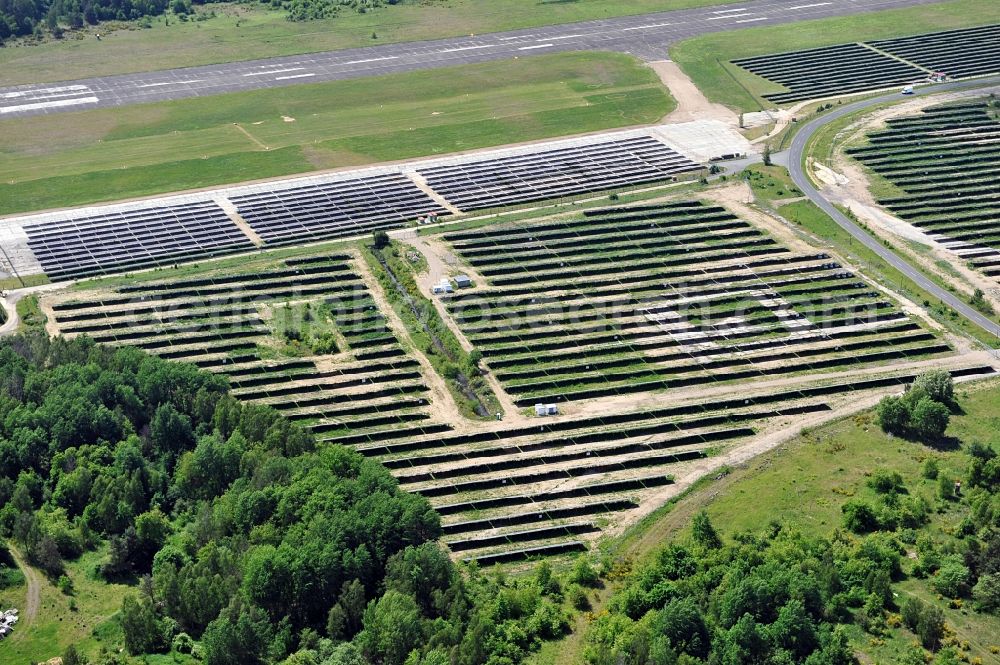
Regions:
[[0, 51, 673, 216], [0, 546, 131, 663], [0, 0, 744, 86], [670, 0, 997, 112], [691, 380, 1000, 663]]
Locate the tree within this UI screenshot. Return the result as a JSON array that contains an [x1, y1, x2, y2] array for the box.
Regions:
[[358, 590, 423, 665], [912, 371, 954, 406], [62, 644, 87, 665], [972, 572, 1000, 613], [916, 603, 945, 650], [911, 397, 950, 440], [692, 510, 722, 549], [762, 144, 773, 166], [901, 596, 924, 632], [372, 230, 390, 250], [121, 593, 168, 655], [876, 395, 910, 435]]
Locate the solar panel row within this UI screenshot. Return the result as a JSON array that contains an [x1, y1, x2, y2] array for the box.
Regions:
[[24, 202, 254, 281], [870, 24, 1000, 79], [230, 173, 445, 247], [20, 136, 702, 281], [733, 43, 926, 104], [733, 25, 1000, 106], [419, 137, 698, 211]]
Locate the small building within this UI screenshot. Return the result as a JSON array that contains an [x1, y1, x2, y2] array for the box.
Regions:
[[431, 279, 453, 295], [534, 403, 558, 416], [454, 275, 472, 289]]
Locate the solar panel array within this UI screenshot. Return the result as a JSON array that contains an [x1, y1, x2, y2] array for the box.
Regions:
[[229, 173, 445, 247], [24, 202, 254, 281], [732, 43, 927, 104], [870, 24, 1000, 79], [417, 137, 699, 211]]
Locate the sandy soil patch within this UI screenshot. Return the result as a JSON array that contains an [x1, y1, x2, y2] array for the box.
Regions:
[[649, 60, 739, 126]]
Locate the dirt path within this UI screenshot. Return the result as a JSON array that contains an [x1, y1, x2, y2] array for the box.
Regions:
[[649, 60, 738, 125], [397, 234, 526, 423], [8, 545, 41, 635], [348, 249, 472, 430]]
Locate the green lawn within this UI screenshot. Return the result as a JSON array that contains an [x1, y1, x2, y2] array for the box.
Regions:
[[670, 0, 997, 111], [0, 51, 673, 216], [0, 0, 744, 86], [0, 546, 131, 664]]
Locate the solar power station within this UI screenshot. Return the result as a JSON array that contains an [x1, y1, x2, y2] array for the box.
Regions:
[[732, 43, 927, 104], [733, 25, 1000, 105], [847, 101, 1000, 279], [418, 136, 699, 211], [5, 130, 705, 283], [230, 173, 446, 247], [23, 202, 255, 281], [870, 24, 1000, 79]]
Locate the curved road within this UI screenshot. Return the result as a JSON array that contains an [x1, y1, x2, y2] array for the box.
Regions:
[[788, 75, 1000, 341], [0, 0, 943, 118]]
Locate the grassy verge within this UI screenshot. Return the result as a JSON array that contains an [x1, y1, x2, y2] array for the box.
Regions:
[[741, 164, 1000, 348], [15, 295, 46, 333], [0, 51, 672, 216], [362, 240, 501, 420], [0, 0, 745, 85], [669, 0, 997, 112]]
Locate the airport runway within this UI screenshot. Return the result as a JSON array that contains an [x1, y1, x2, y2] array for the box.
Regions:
[[0, 0, 945, 117]]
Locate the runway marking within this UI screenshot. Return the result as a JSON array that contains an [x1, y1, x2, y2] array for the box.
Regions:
[[243, 67, 305, 77], [543, 34, 584, 41], [341, 56, 400, 65], [1, 84, 89, 99], [137, 80, 205, 88], [711, 6, 748, 12], [622, 22, 671, 31], [499, 35, 533, 40], [0, 96, 99, 113], [519, 43, 554, 50], [734, 16, 768, 22], [787, 2, 831, 9], [275, 73, 315, 80], [707, 13, 749, 19], [439, 45, 495, 53]]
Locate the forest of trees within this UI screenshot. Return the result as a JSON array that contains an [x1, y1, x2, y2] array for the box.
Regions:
[[0, 0, 400, 43], [0, 332, 581, 664]]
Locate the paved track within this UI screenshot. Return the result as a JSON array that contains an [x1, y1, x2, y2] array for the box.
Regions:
[[0, 0, 944, 117], [787, 75, 1000, 342]]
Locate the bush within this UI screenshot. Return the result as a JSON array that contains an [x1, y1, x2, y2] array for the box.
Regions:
[[911, 398, 950, 440], [877, 395, 910, 435], [931, 558, 970, 599], [567, 584, 590, 611], [868, 469, 905, 494], [923, 458, 940, 480], [569, 557, 599, 588], [842, 500, 881, 533], [972, 572, 1000, 614]]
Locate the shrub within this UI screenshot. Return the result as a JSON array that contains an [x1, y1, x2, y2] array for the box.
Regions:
[[842, 500, 881, 533], [923, 458, 940, 480], [868, 469, 905, 494]]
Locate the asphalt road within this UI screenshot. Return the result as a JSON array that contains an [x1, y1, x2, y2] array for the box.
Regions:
[[0, 0, 944, 118], [787, 74, 1000, 342]]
